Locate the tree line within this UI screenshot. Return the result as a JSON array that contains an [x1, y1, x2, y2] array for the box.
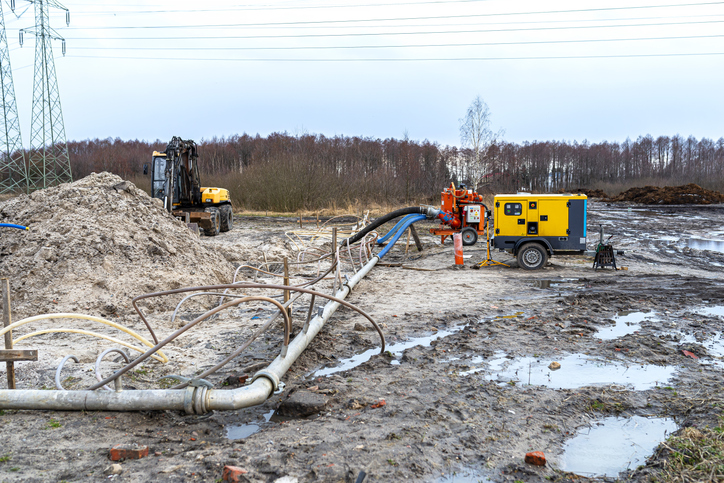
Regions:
[[61, 133, 724, 211]]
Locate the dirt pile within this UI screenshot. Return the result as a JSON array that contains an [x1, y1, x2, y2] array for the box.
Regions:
[[574, 188, 608, 198], [609, 183, 724, 205], [0, 172, 233, 318]]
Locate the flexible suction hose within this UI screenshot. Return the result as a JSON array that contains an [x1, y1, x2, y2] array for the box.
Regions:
[[377, 214, 427, 258], [341, 206, 437, 248]]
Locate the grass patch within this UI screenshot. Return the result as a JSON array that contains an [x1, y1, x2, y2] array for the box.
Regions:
[[651, 421, 724, 481], [44, 418, 61, 429], [0, 454, 10, 463]]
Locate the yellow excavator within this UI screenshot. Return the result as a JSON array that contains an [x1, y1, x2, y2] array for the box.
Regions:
[[145, 136, 233, 236]]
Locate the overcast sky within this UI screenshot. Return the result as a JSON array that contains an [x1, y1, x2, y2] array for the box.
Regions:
[[3, 0, 723, 147]]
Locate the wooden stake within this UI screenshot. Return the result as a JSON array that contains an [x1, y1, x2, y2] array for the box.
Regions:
[[409, 224, 423, 252], [316, 213, 319, 229], [299, 214, 303, 229], [3, 278, 15, 389]]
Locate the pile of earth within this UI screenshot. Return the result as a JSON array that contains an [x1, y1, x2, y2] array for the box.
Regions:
[[608, 183, 724, 205], [567, 188, 608, 198], [0, 172, 233, 318]]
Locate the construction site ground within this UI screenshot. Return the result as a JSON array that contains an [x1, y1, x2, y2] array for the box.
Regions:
[[1, 175, 724, 482]]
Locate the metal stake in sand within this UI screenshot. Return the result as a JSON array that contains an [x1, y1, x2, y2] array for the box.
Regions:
[[283, 257, 291, 316]]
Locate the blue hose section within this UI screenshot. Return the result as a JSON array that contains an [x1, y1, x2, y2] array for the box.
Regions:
[[0, 223, 27, 230], [377, 214, 419, 245], [377, 214, 426, 259]]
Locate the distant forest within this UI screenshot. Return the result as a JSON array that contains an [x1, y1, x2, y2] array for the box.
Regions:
[[66, 133, 724, 211]]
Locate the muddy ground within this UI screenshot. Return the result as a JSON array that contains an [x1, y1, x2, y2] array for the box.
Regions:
[[1, 194, 724, 483]]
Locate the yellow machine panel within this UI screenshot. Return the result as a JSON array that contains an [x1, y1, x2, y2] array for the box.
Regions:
[[538, 199, 569, 237], [494, 197, 528, 237], [201, 187, 230, 204]]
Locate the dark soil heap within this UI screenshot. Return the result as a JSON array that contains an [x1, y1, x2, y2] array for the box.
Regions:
[[609, 183, 724, 205], [0, 172, 233, 318], [569, 188, 608, 198]]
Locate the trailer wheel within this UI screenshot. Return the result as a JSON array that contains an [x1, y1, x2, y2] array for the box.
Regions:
[[203, 207, 221, 236], [516, 243, 548, 270], [219, 204, 234, 232], [461, 227, 478, 246]]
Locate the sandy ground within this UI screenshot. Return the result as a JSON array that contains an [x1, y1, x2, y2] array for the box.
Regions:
[[1, 192, 724, 483]]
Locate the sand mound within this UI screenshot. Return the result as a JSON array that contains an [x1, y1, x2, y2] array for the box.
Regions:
[[0, 172, 233, 318], [609, 184, 724, 205]]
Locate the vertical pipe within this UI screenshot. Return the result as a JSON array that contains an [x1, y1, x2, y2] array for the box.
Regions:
[[2, 278, 14, 389]]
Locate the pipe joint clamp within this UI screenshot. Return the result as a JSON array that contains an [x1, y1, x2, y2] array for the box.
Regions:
[[183, 385, 209, 415], [252, 370, 280, 392]]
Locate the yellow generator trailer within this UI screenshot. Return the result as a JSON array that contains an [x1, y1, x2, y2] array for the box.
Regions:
[[492, 193, 587, 270]]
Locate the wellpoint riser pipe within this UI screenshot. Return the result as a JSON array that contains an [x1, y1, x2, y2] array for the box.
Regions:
[[0, 256, 379, 413]]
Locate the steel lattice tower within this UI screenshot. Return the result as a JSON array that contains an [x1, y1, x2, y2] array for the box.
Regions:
[[21, 0, 71, 190], [0, 1, 28, 193]]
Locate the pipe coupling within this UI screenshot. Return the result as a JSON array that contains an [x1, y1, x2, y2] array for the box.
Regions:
[[183, 385, 210, 415], [252, 370, 280, 392], [422, 205, 440, 219]]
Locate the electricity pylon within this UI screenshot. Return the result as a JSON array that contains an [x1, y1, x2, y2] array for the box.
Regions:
[[20, 0, 71, 190], [0, 1, 28, 193]]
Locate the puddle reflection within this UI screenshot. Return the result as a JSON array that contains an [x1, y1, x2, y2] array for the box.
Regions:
[[226, 410, 275, 440], [596, 311, 657, 340], [472, 352, 674, 390], [560, 416, 677, 477]]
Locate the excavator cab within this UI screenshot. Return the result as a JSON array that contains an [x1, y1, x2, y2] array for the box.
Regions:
[[151, 152, 172, 209]]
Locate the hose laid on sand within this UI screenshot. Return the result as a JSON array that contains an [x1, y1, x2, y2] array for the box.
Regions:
[[0, 256, 379, 413], [0, 313, 168, 363]]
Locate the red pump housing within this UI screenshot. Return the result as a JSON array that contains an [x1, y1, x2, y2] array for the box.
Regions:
[[430, 182, 487, 246]]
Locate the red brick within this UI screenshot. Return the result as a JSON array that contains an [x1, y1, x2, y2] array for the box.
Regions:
[[109, 444, 148, 461], [222, 465, 248, 482], [525, 451, 546, 466]]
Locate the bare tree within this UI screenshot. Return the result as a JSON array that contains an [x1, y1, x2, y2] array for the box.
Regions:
[[459, 96, 503, 189]]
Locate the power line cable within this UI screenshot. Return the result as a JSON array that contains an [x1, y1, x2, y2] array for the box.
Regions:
[[60, 19, 724, 40], [64, 33, 724, 51], [55, 2, 724, 29], [64, 51, 724, 62]]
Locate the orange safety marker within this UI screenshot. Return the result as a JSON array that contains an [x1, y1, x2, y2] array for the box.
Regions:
[[453, 233, 464, 265]]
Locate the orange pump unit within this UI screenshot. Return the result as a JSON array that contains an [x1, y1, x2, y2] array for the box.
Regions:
[[430, 182, 488, 245]]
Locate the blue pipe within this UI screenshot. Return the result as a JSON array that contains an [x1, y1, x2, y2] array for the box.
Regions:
[[377, 214, 426, 259], [377, 214, 419, 245], [0, 223, 28, 231]]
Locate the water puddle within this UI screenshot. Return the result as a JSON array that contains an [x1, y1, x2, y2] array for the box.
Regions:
[[436, 468, 492, 482], [226, 410, 275, 440], [683, 237, 724, 254], [697, 305, 724, 318], [596, 311, 657, 340], [478, 353, 674, 390], [559, 416, 677, 477], [312, 324, 467, 377], [530, 279, 581, 290]]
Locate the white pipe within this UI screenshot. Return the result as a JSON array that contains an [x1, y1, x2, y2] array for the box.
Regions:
[[0, 256, 379, 414]]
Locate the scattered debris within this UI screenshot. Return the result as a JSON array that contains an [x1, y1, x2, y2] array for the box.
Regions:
[[109, 444, 148, 461], [524, 451, 546, 466], [104, 463, 123, 475], [681, 349, 699, 360], [222, 465, 249, 482], [277, 391, 329, 417]]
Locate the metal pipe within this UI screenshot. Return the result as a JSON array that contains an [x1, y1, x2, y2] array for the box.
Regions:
[[0, 256, 380, 413]]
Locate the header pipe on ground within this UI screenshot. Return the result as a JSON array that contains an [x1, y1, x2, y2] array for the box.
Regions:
[[0, 205, 438, 413]]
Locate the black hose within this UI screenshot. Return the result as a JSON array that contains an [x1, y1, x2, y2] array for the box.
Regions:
[[340, 206, 428, 248]]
